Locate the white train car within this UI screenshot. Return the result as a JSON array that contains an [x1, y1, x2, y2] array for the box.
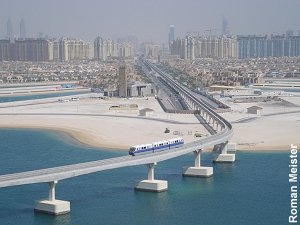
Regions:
[[129, 138, 184, 156]]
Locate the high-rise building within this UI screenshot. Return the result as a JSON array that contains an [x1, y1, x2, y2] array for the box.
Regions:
[[119, 66, 127, 97], [118, 43, 133, 58], [169, 25, 175, 46], [222, 16, 230, 36], [141, 43, 162, 59], [170, 35, 237, 59], [59, 38, 89, 61], [0, 37, 90, 62], [186, 36, 194, 60], [94, 36, 106, 61], [94, 37, 133, 60], [0, 40, 11, 61], [237, 35, 268, 58], [20, 18, 26, 39], [117, 35, 138, 52], [7, 18, 14, 40], [237, 34, 300, 59], [11, 38, 50, 61]]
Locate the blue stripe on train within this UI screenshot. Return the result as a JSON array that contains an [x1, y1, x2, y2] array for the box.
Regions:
[[131, 142, 184, 155]]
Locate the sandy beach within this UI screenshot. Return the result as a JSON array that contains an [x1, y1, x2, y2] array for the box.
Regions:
[[0, 96, 207, 150], [0, 94, 299, 151]]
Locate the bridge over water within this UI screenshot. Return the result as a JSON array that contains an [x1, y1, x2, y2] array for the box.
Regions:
[[0, 59, 235, 215]]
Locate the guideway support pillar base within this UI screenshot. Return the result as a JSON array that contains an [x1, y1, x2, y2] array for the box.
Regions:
[[34, 181, 70, 215], [135, 180, 168, 192], [135, 163, 168, 192], [34, 200, 70, 215], [182, 150, 213, 177], [182, 166, 213, 177], [213, 144, 235, 162], [213, 153, 235, 162]]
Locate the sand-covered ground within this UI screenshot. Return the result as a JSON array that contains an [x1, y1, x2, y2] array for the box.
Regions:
[[0, 96, 207, 150], [0, 93, 299, 151], [220, 95, 300, 150]]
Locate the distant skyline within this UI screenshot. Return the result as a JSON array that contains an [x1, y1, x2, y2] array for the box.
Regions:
[[0, 0, 299, 43]]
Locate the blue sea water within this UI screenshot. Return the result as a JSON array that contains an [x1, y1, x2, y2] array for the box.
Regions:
[[0, 129, 291, 225], [0, 91, 90, 103]]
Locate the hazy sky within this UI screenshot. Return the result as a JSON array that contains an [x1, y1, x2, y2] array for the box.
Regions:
[[0, 0, 299, 43]]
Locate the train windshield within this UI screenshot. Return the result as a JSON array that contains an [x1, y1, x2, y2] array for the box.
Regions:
[[129, 147, 136, 153]]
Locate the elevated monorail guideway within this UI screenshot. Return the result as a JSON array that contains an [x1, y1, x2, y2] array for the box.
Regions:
[[0, 58, 234, 215], [143, 59, 232, 132]]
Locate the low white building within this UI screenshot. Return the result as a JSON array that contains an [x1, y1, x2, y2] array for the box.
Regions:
[[139, 108, 154, 117], [246, 106, 262, 115], [129, 82, 153, 97]]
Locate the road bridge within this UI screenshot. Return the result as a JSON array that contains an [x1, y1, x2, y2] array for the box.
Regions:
[[0, 59, 235, 215]]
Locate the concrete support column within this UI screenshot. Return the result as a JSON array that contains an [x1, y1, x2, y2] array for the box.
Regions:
[[213, 143, 235, 163], [182, 149, 213, 177], [194, 150, 201, 167], [135, 163, 168, 192], [48, 181, 57, 201], [34, 180, 70, 215], [147, 163, 155, 180], [221, 144, 227, 154], [205, 113, 209, 121]]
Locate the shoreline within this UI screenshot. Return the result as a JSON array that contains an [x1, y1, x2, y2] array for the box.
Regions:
[[0, 125, 127, 151], [0, 95, 298, 153], [0, 125, 295, 152]]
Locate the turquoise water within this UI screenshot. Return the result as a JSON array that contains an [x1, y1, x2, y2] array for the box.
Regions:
[[0, 91, 89, 103], [0, 129, 291, 225], [0, 84, 62, 89]]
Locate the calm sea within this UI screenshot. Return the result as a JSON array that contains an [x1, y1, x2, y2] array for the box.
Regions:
[[0, 91, 89, 103], [0, 129, 291, 225]]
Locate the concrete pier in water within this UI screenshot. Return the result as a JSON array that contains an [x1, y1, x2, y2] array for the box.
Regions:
[[135, 163, 168, 192], [213, 143, 235, 162], [182, 149, 213, 177], [34, 181, 70, 215]]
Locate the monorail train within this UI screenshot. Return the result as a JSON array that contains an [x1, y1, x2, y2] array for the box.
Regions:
[[128, 138, 184, 156]]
